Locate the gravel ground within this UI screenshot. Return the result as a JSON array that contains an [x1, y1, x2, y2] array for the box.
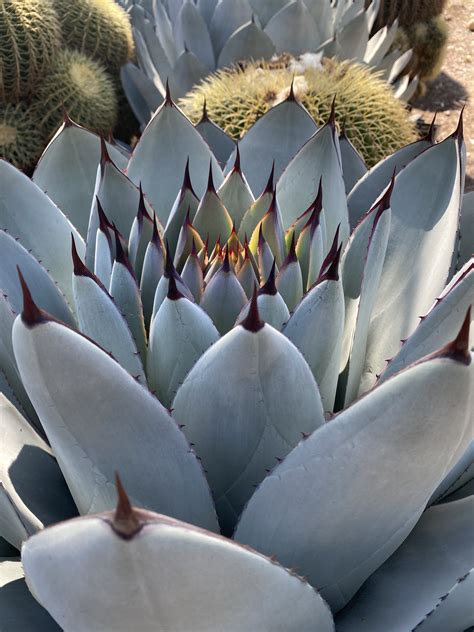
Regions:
[[410, 0, 474, 190]]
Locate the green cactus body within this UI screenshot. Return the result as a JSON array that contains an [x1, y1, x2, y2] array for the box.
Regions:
[[0, 0, 62, 102], [53, 0, 134, 72], [180, 58, 417, 167], [32, 49, 118, 138], [0, 102, 45, 170], [399, 16, 448, 85], [376, 0, 447, 28]]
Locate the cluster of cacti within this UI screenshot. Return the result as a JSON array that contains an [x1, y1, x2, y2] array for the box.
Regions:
[[119, 0, 419, 128], [0, 91, 473, 629], [0, 0, 134, 171], [375, 0, 448, 93], [181, 57, 417, 167]]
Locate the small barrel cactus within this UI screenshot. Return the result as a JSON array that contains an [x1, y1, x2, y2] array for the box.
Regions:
[[52, 0, 134, 72], [32, 49, 118, 138], [0, 0, 62, 101], [0, 103, 45, 170], [180, 57, 417, 167]]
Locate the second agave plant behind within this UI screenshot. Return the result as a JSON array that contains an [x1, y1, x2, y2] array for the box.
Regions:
[[0, 86, 473, 630]]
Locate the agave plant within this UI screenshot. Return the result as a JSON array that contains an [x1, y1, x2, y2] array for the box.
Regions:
[[0, 92, 473, 630], [118, 0, 418, 127]]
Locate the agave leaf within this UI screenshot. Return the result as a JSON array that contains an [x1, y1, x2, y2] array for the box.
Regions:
[[264, 1, 321, 54], [459, 191, 474, 270], [171, 50, 210, 99], [236, 267, 289, 330], [412, 570, 474, 631], [209, 0, 252, 56], [94, 225, 113, 288], [238, 168, 275, 240], [336, 498, 474, 631], [336, 10, 368, 62], [236, 252, 259, 298], [277, 117, 349, 248], [364, 22, 398, 68], [12, 290, 218, 532], [380, 260, 474, 383], [175, 0, 215, 70], [128, 192, 154, 279], [120, 63, 163, 127], [109, 244, 148, 365], [132, 28, 163, 96], [235, 332, 473, 612], [153, 0, 179, 65], [217, 155, 255, 229], [200, 257, 247, 335], [0, 161, 85, 309], [343, 201, 392, 406], [148, 281, 219, 407], [196, 116, 236, 167], [181, 250, 204, 302], [0, 231, 74, 326], [283, 249, 344, 412], [193, 174, 233, 251], [339, 132, 367, 195], [72, 245, 146, 383], [164, 162, 201, 255], [128, 98, 223, 226], [173, 294, 325, 532], [138, 20, 172, 93], [248, 0, 288, 27], [0, 395, 76, 550], [347, 137, 432, 227], [234, 100, 317, 197], [0, 559, 59, 631], [85, 150, 157, 268], [22, 500, 334, 632], [32, 122, 127, 238], [430, 441, 474, 505], [197, 0, 219, 25], [358, 132, 464, 394], [217, 20, 275, 68], [140, 225, 165, 326]]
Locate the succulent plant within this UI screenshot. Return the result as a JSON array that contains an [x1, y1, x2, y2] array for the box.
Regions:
[[31, 49, 119, 138], [180, 56, 417, 167], [374, 0, 447, 30], [52, 0, 134, 72], [119, 0, 418, 127], [0, 103, 45, 170], [0, 94, 473, 630], [0, 0, 62, 102]]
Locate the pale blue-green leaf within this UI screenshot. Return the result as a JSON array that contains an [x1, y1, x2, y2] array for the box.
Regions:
[[217, 21, 275, 68], [238, 186, 274, 241], [301, 0, 333, 41], [276, 258, 303, 312], [164, 179, 200, 256], [0, 560, 60, 631], [209, 0, 252, 56], [236, 292, 289, 330], [94, 229, 113, 288], [175, 1, 214, 70], [120, 63, 163, 127], [181, 252, 204, 302], [363, 22, 398, 67], [459, 191, 474, 270], [430, 441, 474, 505], [139, 19, 172, 93], [277, 124, 349, 247], [217, 166, 255, 230], [128, 102, 223, 226], [336, 498, 474, 632], [339, 133, 367, 195], [148, 294, 219, 406], [12, 315, 218, 531], [152, 270, 194, 321], [264, 1, 321, 55], [73, 273, 146, 383], [140, 236, 165, 325], [171, 50, 210, 100], [235, 351, 473, 611], [200, 266, 247, 334], [336, 10, 368, 62], [0, 161, 84, 309], [359, 135, 463, 394], [22, 511, 334, 632], [197, 0, 219, 26], [173, 322, 325, 532], [153, 0, 179, 64], [196, 118, 235, 168], [32, 124, 127, 238], [347, 137, 431, 227], [237, 256, 259, 298], [234, 100, 317, 197], [128, 213, 154, 280], [134, 27, 163, 90], [193, 188, 233, 251], [248, 0, 287, 28], [0, 395, 76, 550]]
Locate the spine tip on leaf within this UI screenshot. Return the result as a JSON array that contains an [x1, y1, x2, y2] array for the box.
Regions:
[[241, 283, 264, 332]]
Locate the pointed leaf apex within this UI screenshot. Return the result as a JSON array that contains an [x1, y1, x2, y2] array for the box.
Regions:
[[241, 283, 264, 332], [181, 157, 197, 197], [96, 197, 112, 233], [100, 135, 112, 167], [62, 110, 75, 128], [164, 79, 173, 106], [373, 169, 396, 223], [287, 76, 296, 102], [432, 307, 472, 365], [201, 98, 209, 121], [233, 145, 241, 173], [151, 213, 161, 246], [137, 182, 149, 222], [221, 246, 231, 273], [318, 225, 341, 281], [113, 227, 135, 280], [259, 259, 277, 295], [207, 160, 215, 192], [17, 267, 45, 326], [167, 272, 184, 301], [113, 473, 142, 539], [285, 231, 298, 266], [191, 236, 198, 257], [165, 239, 177, 278], [258, 223, 265, 250], [327, 96, 337, 129], [71, 234, 93, 278], [452, 105, 464, 140], [426, 112, 438, 142], [262, 161, 275, 195]]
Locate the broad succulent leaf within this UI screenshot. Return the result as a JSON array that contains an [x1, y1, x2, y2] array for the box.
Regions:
[[264, 1, 321, 55], [0, 161, 85, 309], [0, 559, 59, 631], [22, 489, 334, 631], [12, 287, 218, 532], [173, 292, 325, 532], [33, 121, 128, 238], [339, 132, 367, 194], [175, 0, 215, 70], [0, 395, 76, 550], [358, 131, 464, 394], [120, 62, 163, 125], [209, 0, 252, 56], [459, 191, 474, 270], [217, 21, 275, 68], [196, 114, 236, 167], [336, 497, 474, 631], [235, 326, 473, 611], [127, 95, 223, 226]]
